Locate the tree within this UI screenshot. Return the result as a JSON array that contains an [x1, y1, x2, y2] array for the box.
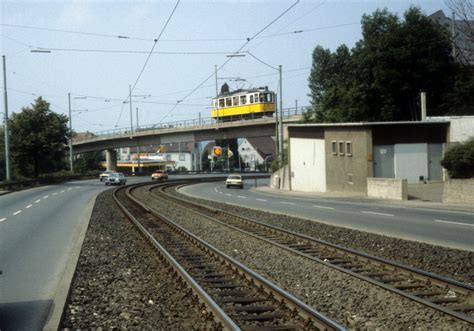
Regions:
[[441, 137, 474, 178], [74, 151, 103, 174], [9, 97, 70, 177], [307, 7, 462, 122]]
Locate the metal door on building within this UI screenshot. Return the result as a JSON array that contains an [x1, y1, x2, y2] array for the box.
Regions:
[[373, 145, 394, 178], [428, 143, 443, 181]]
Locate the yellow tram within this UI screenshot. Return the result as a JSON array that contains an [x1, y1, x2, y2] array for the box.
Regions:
[[211, 86, 276, 122]]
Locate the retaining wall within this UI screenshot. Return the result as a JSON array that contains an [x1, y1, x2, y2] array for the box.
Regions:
[[443, 179, 474, 204], [367, 177, 408, 200], [270, 165, 290, 190]]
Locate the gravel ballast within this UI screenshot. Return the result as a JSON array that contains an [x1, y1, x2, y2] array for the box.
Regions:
[[132, 187, 471, 329], [60, 190, 214, 329], [176, 186, 474, 285]]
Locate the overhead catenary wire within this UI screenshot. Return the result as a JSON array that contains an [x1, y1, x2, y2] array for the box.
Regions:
[[115, 0, 180, 127], [158, 0, 300, 123]]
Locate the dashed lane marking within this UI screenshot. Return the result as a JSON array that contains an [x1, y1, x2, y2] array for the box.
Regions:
[[0, 218, 6, 222], [43, 195, 49, 199], [52, 192, 58, 196], [26, 204, 33, 209], [237, 195, 246, 199], [435, 219, 474, 227], [60, 190, 65, 193], [280, 201, 296, 205], [13, 210, 22, 216], [67, 188, 72, 191], [312, 205, 335, 210], [226, 193, 232, 196], [256, 198, 267, 202], [361, 211, 394, 217], [35, 199, 41, 203]]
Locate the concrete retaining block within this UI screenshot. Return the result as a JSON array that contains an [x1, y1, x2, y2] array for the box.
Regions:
[[367, 177, 408, 200], [443, 179, 474, 204]]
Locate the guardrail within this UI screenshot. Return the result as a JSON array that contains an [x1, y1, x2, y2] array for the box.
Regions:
[[74, 106, 309, 142]]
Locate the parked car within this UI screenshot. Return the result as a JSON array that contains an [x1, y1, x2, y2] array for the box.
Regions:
[[226, 174, 243, 189], [151, 170, 168, 181], [99, 170, 116, 181], [105, 172, 127, 185]]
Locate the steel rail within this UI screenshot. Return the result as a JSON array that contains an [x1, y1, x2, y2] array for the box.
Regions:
[[124, 182, 345, 330], [150, 181, 474, 325], [112, 184, 240, 330]]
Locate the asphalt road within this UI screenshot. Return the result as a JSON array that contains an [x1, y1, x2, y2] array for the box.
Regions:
[[180, 178, 474, 252], [0, 177, 147, 330]]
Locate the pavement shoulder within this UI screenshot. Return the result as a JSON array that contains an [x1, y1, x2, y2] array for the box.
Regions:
[[43, 195, 97, 330]]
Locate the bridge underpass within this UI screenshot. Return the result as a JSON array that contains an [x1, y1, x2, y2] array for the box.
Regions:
[[73, 115, 301, 171]]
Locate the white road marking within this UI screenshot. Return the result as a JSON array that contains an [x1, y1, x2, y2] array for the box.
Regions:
[[280, 201, 296, 205], [43, 195, 49, 199], [226, 193, 232, 196], [52, 192, 58, 196], [256, 198, 267, 202], [361, 211, 394, 217], [312, 205, 335, 210], [35, 199, 41, 203], [219, 192, 223, 194], [67, 188, 72, 191], [13, 210, 22, 215], [214, 187, 219, 193], [435, 220, 474, 227], [26, 204, 33, 209], [60, 190, 65, 193], [0, 218, 6, 222], [237, 195, 247, 199]]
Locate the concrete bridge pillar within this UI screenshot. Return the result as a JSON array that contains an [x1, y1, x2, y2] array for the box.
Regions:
[[105, 149, 117, 171]]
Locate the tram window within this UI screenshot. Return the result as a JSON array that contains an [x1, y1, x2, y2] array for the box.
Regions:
[[254, 93, 259, 102], [219, 99, 225, 108], [259, 93, 264, 102], [249, 95, 254, 103], [226, 98, 231, 107], [233, 96, 239, 106], [266, 93, 272, 102], [240, 95, 247, 104]]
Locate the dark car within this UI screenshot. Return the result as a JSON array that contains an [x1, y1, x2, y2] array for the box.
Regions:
[[105, 172, 127, 185]]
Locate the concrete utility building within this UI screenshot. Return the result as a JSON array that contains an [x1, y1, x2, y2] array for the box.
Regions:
[[287, 122, 449, 194]]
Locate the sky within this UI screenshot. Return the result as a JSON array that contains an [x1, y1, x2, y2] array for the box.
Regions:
[[1, 0, 451, 134]]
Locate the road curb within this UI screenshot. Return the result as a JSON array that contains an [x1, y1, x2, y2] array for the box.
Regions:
[[43, 195, 97, 330]]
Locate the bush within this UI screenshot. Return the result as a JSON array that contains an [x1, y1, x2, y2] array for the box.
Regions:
[[441, 138, 474, 178]]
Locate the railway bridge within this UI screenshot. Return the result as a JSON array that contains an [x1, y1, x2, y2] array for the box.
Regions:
[[73, 111, 303, 170]]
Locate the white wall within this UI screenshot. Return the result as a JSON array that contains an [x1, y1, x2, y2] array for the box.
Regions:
[[290, 138, 326, 192], [394, 143, 428, 183], [427, 116, 474, 143]]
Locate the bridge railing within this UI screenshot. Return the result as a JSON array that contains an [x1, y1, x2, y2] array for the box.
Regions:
[[74, 106, 310, 142]]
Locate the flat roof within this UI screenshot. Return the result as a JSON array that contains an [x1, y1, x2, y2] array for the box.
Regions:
[[288, 121, 450, 128]]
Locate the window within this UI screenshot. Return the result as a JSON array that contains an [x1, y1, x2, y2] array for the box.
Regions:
[[265, 93, 272, 102], [233, 96, 239, 106], [346, 141, 352, 156], [348, 173, 353, 184], [240, 95, 247, 104], [254, 93, 259, 102], [219, 99, 224, 108], [179, 154, 185, 161], [331, 141, 337, 155], [166, 154, 172, 161], [259, 93, 264, 102], [250, 95, 254, 103], [226, 98, 231, 107], [338, 141, 344, 155]]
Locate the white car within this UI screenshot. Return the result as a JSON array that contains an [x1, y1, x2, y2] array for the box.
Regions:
[[226, 174, 243, 189], [105, 172, 127, 185], [99, 170, 116, 181]]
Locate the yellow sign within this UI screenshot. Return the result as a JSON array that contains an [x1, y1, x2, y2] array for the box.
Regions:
[[227, 149, 233, 158], [212, 146, 222, 157]]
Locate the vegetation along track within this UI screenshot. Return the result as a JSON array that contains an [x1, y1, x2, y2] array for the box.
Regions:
[[149, 180, 474, 325], [113, 182, 344, 331]]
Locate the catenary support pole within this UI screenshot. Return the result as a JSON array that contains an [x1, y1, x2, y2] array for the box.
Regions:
[[68, 93, 74, 173], [2, 55, 11, 181]]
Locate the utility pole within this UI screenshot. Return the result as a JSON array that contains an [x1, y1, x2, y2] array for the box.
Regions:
[[452, 11, 456, 61], [278, 65, 283, 166], [136, 107, 140, 173], [215, 64, 219, 129], [129, 84, 134, 134], [2, 55, 11, 181], [68, 93, 74, 173]]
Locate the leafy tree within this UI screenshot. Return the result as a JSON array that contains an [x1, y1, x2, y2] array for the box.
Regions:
[[74, 151, 103, 174], [307, 7, 465, 122], [9, 97, 70, 178], [441, 137, 474, 178]]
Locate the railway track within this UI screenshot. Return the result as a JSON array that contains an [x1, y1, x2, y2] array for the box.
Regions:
[[113, 183, 344, 331], [147, 180, 474, 325]]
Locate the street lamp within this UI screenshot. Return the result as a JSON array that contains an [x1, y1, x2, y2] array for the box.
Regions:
[[226, 52, 283, 166], [67, 93, 88, 173]]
